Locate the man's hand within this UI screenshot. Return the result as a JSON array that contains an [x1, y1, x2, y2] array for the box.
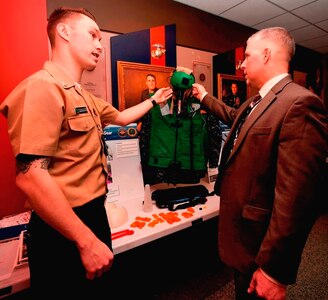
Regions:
[[78, 235, 114, 280], [248, 268, 287, 300], [192, 83, 207, 101], [152, 87, 173, 104]]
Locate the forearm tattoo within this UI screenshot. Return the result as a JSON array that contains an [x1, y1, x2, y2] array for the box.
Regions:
[[16, 155, 50, 175]]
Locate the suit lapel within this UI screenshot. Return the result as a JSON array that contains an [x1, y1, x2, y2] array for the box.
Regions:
[[219, 96, 258, 168], [230, 92, 274, 157], [226, 75, 293, 163]]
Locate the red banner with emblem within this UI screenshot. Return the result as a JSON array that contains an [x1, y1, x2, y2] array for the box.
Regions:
[[150, 26, 166, 66]]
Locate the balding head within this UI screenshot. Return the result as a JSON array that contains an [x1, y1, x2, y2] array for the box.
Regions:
[[241, 27, 295, 90], [248, 27, 295, 63]]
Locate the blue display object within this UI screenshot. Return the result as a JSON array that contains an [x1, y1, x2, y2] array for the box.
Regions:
[[103, 123, 138, 141], [0, 224, 27, 241]]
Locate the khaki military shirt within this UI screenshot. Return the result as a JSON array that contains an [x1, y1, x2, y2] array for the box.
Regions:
[[0, 61, 119, 207]]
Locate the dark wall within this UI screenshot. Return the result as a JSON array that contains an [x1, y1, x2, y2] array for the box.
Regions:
[[47, 0, 326, 104], [46, 0, 254, 54], [291, 46, 324, 99]]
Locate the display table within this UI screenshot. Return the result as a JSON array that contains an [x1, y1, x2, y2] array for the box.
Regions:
[[111, 180, 219, 254], [0, 265, 30, 298], [0, 179, 219, 298]]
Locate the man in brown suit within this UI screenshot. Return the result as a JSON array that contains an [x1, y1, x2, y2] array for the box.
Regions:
[[193, 27, 328, 300]]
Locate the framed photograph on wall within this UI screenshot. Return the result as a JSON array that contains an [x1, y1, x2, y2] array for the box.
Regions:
[[117, 61, 175, 111], [217, 74, 251, 107]]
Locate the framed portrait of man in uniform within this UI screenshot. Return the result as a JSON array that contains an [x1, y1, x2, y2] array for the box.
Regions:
[[117, 61, 174, 111], [217, 74, 251, 108]]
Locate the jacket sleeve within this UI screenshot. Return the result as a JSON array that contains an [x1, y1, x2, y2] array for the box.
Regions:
[[202, 94, 239, 128]]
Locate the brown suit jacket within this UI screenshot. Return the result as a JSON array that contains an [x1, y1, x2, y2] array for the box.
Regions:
[[202, 75, 328, 284]]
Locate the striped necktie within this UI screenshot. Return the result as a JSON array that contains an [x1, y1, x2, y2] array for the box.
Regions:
[[234, 94, 262, 143], [219, 94, 262, 172]]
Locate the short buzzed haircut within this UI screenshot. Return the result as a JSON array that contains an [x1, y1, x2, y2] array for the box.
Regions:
[[249, 27, 295, 62], [47, 7, 96, 47]]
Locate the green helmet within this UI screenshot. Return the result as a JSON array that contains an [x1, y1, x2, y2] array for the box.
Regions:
[[170, 70, 195, 89]]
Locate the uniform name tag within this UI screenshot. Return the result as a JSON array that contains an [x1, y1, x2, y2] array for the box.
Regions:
[[75, 107, 88, 114]]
